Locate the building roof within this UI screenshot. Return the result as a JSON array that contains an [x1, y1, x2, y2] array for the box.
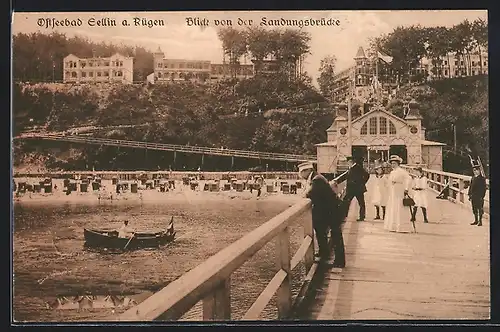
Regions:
[[161, 58, 211, 63], [64, 54, 78, 59], [110, 52, 133, 59], [315, 139, 444, 147], [326, 123, 336, 132], [333, 66, 354, 80], [421, 140, 446, 146], [64, 53, 132, 60], [355, 46, 366, 58], [405, 114, 423, 120], [315, 141, 337, 147], [352, 105, 407, 127]]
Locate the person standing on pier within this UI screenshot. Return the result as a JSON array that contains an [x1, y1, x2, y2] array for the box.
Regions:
[[469, 165, 487, 226], [254, 175, 263, 198], [411, 167, 429, 223], [300, 162, 345, 267], [383, 155, 413, 233], [342, 156, 370, 222], [371, 165, 388, 220]]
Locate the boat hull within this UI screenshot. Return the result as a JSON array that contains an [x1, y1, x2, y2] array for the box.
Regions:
[[83, 228, 175, 250]]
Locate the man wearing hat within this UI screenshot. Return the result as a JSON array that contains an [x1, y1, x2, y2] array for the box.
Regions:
[[468, 164, 487, 226], [299, 162, 345, 267], [342, 155, 370, 222]]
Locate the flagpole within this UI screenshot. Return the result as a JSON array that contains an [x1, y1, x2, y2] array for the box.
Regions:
[[348, 69, 353, 156]]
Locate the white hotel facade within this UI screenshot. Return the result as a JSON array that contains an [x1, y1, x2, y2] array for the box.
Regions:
[[152, 47, 254, 83], [63, 53, 134, 84]]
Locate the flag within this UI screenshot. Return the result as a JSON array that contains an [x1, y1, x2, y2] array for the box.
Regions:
[[377, 51, 393, 64]]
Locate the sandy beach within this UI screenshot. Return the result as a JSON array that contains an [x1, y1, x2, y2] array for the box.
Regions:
[[12, 178, 307, 204]]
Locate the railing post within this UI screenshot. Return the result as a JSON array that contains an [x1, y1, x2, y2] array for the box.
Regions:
[[458, 178, 465, 204], [275, 226, 292, 319], [202, 278, 231, 321], [303, 216, 314, 273]]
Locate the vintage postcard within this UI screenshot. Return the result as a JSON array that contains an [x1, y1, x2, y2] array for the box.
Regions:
[[11, 10, 489, 323]]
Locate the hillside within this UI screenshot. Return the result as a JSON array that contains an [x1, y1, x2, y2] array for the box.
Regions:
[[13, 76, 331, 171], [13, 75, 488, 173], [387, 75, 488, 174]]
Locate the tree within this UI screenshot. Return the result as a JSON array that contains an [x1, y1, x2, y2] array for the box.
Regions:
[[449, 21, 473, 77], [216, 27, 311, 81], [472, 18, 488, 74], [317, 55, 337, 98], [277, 29, 311, 80], [217, 27, 248, 79], [12, 32, 153, 82], [245, 27, 272, 74], [424, 26, 450, 79], [380, 25, 428, 84]]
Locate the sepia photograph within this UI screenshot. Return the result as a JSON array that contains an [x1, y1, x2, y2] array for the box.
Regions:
[[11, 10, 489, 323]]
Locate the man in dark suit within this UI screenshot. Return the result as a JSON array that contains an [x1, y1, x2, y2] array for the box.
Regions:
[[300, 162, 345, 267], [469, 165, 487, 226], [342, 156, 370, 222]]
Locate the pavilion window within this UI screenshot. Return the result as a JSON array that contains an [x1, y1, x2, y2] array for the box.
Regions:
[[389, 121, 397, 135], [379, 117, 388, 135], [360, 122, 368, 135], [369, 117, 377, 135]]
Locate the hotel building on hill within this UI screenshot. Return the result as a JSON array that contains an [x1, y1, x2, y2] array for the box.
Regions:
[[152, 47, 254, 83], [331, 46, 489, 103], [63, 53, 134, 84]]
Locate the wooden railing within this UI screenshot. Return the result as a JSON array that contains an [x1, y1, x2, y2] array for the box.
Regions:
[[402, 165, 490, 214], [19, 134, 318, 163], [108, 171, 347, 321]]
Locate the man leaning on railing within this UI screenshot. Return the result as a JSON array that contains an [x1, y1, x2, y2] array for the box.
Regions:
[[299, 162, 345, 268]]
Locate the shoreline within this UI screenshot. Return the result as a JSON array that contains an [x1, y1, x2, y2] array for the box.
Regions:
[[12, 178, 307, 206], [12, 170, 302, 182]]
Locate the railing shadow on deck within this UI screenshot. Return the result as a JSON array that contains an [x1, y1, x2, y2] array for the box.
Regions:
[[106, 171, 347, 322]]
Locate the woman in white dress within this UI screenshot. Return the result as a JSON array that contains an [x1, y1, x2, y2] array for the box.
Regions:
[[383, 155, 414, 233], [371, 165, 388, 220], [411, 167, 429, 223]]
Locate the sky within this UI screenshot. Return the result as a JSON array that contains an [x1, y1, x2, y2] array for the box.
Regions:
[[12, 10, 487, 86]]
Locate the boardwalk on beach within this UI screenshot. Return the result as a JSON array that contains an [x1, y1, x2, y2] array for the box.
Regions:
[[299, 177, 490, 320]]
